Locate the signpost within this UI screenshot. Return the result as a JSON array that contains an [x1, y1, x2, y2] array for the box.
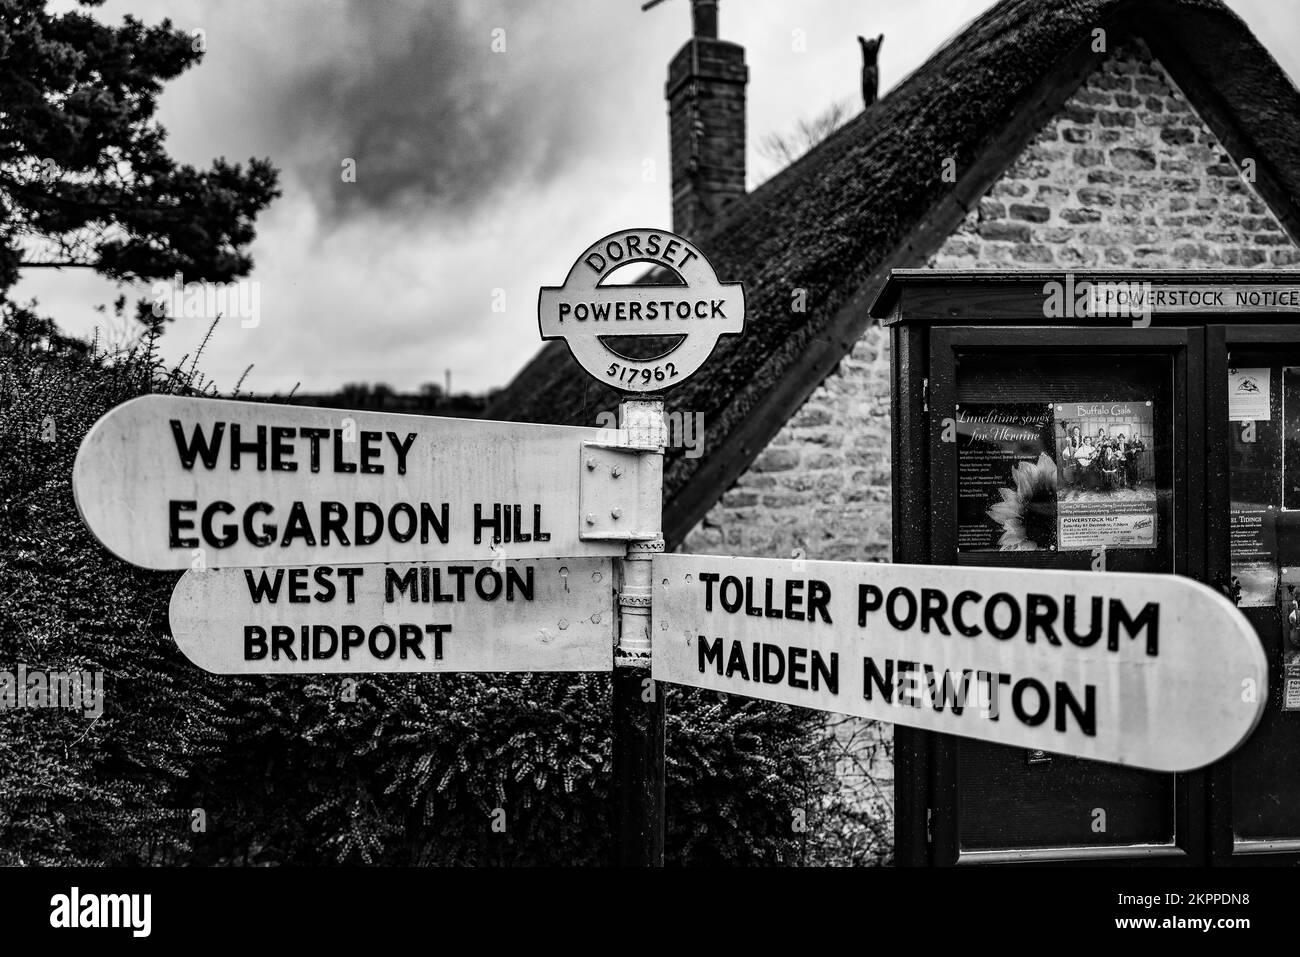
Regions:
[[538, 228, 745, 392], [652, 553, 1267, 772], [73, 395, 632, 570], [170, 558, 614, 674], [70, 226, 1272, 867]]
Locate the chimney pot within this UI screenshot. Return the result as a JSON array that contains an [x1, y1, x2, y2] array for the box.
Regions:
[[691, 0, 718, 39]]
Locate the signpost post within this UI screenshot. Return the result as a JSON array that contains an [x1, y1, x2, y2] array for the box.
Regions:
[[537, 227, 748, 866]]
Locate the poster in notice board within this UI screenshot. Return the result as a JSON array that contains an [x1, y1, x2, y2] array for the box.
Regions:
[[1053, 401, 1157, 551], [955, 403, 1057, 552], [1227, 365, 1282, 607], [1231, 505, 1278, 608]]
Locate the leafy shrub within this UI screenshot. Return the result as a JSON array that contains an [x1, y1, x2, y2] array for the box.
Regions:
[[0, 319, 224, 864]]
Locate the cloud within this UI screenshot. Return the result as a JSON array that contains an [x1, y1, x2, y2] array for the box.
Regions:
[[152, 0, 654, 225]]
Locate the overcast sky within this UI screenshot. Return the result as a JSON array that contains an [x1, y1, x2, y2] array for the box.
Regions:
[[19, 0, 1300, 396]]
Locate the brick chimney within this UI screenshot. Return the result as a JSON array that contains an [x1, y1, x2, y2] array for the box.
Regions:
[[665, 0, 747, 240]]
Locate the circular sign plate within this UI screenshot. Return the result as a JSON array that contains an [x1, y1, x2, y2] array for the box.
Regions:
[[538, 228, 746, 393]]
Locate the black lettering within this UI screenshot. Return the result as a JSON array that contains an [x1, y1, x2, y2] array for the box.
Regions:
[[1012, 678, 1050, 726], [864, 656, 894, 703], [505, 565, 533, 601], [1025, 593, 1061, 645], [785, 579, 805, 621], [370, 625, 396, 659], [388, 432, 416, 474], [476, 567, 503, 601], [333, 431, 357, 473], [812, 651, 838, 694], [807, 579, 832, 624], [355, 502, 383, 546], [271, 625, 295, 660], [985, 593, 1020, 640], [201, 500, 238, 549], [1056, 681, 1096, 736], [699, 635, 724, 673], [720, 576, 742, 614], [426, 623, 450, 660], [398, 624, 425, 660], [886, 587, 918, 630], [920, 589, 951, 635], [319, 501, 349, 546], [1064, 595, 1103, 647], [761, 645, 785, 684], [244, 501, 276, 546], [288, 567, 309, 603], [300, 427, 330, 472], [244, 625, 268, 660], [341, 625, 364, 660], [229, 423, 267, 471], [169, 500, 198, 548], [386, 566, 420, 603], [725, 640, 750, 680], [421, 503, 449, 544], [858, 584, 882, 626], [170, 420, 224, 469], [360, 431, 384, 473], [271, 426, 297, 471], [788, 647, 808, 688], [388, 503, 417, 543], [243, 568, 284, 603], [280, 500, 317, 547], [313, 566, 337, 602], [474, 503, 501, 545], [701, 572, 720, 611], [952, 590, 982, 637], [1108, 600, 1159, 656]]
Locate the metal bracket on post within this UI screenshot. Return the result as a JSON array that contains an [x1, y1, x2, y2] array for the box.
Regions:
[[579, 398, 666, 543], [609, 396, 666, 665]]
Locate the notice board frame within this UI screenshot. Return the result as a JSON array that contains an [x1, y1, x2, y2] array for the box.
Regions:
[[872, 269, 1300, 867], [926, 325, 1204, 866], [880, 269, 1300, 867], [1206, 323, 1300, 866]]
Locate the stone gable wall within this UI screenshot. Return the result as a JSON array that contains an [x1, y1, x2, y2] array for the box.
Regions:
[[682, 39, 1299, 566]]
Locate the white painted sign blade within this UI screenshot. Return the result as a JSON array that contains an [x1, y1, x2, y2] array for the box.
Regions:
[[73, 395, 626, 570], [169, 558, 614, 674], [652, 554, 1266, 772]]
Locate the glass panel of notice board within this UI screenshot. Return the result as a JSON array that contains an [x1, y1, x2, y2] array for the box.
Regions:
[[938, 343, 1181, 858], [1224, 346, 1300, 850]]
